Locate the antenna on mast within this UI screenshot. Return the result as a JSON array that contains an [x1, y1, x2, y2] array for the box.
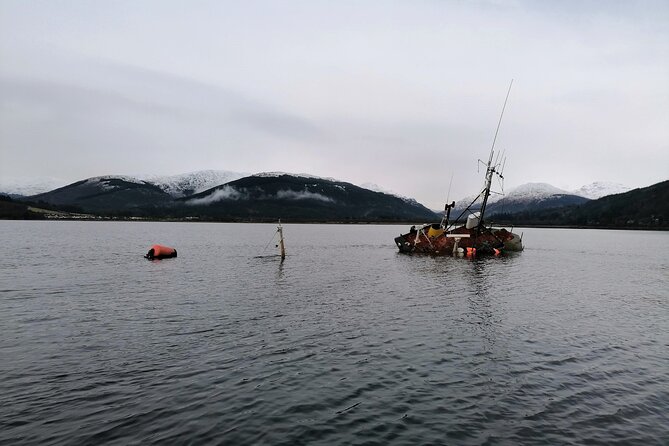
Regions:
[[489, 79, 514, 160], [478, 79, 514, 234]]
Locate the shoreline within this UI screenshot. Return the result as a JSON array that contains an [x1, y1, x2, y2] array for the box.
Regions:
[[1, 214, 666, 231]]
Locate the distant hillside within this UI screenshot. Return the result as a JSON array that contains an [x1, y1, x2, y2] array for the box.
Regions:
[[571, 181, 631, 200], [494, 180, 668, 228], [178, 173, 438, 222], [15, 171, 662, 227], [29, 176, 173, 214], [452, 183, 590, 220], [0, 195, 45, 219], [18, 173, 437, 221], [487, 192, 589, 216]]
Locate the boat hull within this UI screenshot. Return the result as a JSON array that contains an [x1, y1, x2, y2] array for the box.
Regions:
[[395, 225, 522, 256]]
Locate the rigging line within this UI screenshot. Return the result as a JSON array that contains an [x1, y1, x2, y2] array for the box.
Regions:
[[489, 79, 514, 158], [447, 190, 484, 231], [261, 230, 278, 254], [478, 80, 513, 233], [446, 172, 454, 204]]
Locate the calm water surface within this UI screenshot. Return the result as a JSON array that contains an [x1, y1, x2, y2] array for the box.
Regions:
[[1, 221, 667, 445]]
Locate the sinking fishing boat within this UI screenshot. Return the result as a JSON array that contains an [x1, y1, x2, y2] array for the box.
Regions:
[[394, 82, 524, 256]]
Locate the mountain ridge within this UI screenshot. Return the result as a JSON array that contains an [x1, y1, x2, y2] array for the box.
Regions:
[[22, 172, 438, 221], [139, 170, 248, 197], [6, 171, 662, 226], [493, 180, 668, 229], [176, 173, 437, 222], [2, 172, 635, 203], [450, 182, 590, 219]]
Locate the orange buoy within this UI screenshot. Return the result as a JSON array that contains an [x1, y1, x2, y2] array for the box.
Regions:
[[145, 244, 177, 260], [466, 247, 476, 256]]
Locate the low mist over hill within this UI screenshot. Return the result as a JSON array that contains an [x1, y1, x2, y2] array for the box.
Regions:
[[21, 172, 437, 222], [139, 170, 247, 197], [6, 170, 665, 228], [178, 173, 437, 222]]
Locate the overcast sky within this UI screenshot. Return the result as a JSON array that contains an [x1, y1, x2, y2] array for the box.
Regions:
[[1, 0, 667, 208]]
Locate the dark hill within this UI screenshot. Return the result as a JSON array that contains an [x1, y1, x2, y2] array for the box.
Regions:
[[0, 195, 44, 219], [28, 176, 172, 214], [494, 180, 668, 228], [178, 174, 438, 222], [450, 186, 590, 222], [485, 194, 589, 216]]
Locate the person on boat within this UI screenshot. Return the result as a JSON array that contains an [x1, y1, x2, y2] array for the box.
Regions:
[[442, 201, 456, 227]]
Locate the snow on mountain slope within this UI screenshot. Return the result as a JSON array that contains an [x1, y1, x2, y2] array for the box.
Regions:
[[450, 182, 586, 217], [0, 177, 68, 197], [252, 171, 337, 181], [141, 170, 247, 197], [504, 182, 570, 202], [360, 182, 395, 195], [359, 182, 420, 204], [183, 173, 438, 221], [571, 182, 631, 199], [29, 175, 172, 211], [456, 183, 568, 205], [456, 181, 631, 205], [453, 184, 506, 210], [84, 175, 148, 190], [252, 174, 422, 204]]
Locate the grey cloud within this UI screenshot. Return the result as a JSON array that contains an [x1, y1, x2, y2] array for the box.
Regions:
[[186, 186, 247, 205], [275, 189, 334, 202], [1, 1, 667, 209], [0, 59, 324, 143]]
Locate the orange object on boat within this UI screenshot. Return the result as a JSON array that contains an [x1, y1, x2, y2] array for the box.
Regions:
[[145, 244, 177, 260]]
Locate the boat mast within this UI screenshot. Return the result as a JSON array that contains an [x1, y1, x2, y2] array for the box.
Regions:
[[478, 80, 513, 234], [277, 220, 286, 261]]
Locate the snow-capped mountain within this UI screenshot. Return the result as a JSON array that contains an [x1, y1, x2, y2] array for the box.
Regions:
[[451, 182, 589, 218], [252, 174, 422, 205], [181, 173, 438, 221], [454, 182, 633, 207], [83, 175, 147, 188], [28, 175, 171, 212], [140, 170, 247, 197], [571, 182, 631, 200], [252, 171, 336, 181], [504, 183, 570, 202], [360, 182, 396, 195], [358, 182, 424, 207], [0, 177, 68, 197], [487, 183, 590, 216]]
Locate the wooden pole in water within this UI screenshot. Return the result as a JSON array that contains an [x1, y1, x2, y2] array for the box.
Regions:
[[277, 221, 286, 261]]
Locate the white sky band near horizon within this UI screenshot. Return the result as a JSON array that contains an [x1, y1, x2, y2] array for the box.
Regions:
[[1, 0, 667, 209]]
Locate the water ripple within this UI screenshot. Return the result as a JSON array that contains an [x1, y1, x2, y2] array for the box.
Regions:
[[0, 222, 668, 445]]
